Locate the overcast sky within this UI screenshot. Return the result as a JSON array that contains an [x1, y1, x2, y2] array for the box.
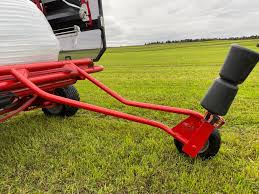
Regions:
[[102, 0, 259, 46]]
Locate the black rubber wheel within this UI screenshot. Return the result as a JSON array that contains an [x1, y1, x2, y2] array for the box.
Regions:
[[42, 85, 80, 117], [174, 129, 221, 159]]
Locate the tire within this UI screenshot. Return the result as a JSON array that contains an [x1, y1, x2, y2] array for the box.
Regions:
[[42, 85, 80, 117], [174, 129, 221, 159]]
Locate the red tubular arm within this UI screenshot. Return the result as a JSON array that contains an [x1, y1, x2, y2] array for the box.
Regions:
[[73, 65, 204, 119], [0, 58, 93, 75], [0, 96, 37, 122], [11, 68, 191, 143], [9, 64, 218, 157]]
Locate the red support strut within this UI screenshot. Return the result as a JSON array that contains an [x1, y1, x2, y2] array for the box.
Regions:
[[9, 63, 220, 158]]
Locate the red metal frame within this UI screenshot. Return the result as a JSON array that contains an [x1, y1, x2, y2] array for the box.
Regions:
[[0, 59, 225, 158], [0, 0, 227, 159]]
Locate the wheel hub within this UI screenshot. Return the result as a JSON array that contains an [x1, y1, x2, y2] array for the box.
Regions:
[[199, 141, 210, 154], [47, 104, 63, 114]]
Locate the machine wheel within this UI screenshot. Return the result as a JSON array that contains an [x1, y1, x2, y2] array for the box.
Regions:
[[174, 129, 221, 159], [42, 85, 80, 117]]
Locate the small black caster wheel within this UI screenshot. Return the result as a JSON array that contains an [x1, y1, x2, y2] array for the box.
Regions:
[[42, 85, 80, 117], [174, 129, 221, 159]]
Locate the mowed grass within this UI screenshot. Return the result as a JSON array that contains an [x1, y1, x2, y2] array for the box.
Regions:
[[0, 40, 258, 193]]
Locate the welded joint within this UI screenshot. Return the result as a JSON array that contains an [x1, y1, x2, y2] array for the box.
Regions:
[[204, 112, 225, 128]]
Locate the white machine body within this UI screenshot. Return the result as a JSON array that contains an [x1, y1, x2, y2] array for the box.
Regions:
[[0, 0, 60, 66]]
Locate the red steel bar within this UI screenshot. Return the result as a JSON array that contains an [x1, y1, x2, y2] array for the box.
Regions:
[[0, 96, 37, 122], [13, 79, 76, 97], [0, 65, 103, 91], [73, 65, 204, 119], [0, 100, 23, 115], [11, 68, 189, 144], [0, 58, 93, 75], [0, 64, 102, 82]]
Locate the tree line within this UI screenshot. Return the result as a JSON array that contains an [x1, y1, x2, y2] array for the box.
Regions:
[[145, 35, 259, 45]]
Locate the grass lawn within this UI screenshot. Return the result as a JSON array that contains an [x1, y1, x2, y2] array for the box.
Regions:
[[0, 40, 258, 193]]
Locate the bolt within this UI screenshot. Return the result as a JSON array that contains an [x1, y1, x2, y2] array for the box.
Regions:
[[192, 145, 197, 150]]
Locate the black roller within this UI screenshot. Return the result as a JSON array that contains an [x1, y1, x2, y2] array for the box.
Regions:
[[201, 45, 259, 116], [201, 78, 238, 116], [220, 44, 259, 84]]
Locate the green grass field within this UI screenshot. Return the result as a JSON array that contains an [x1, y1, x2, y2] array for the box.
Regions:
[[0, 40, 258, 193]]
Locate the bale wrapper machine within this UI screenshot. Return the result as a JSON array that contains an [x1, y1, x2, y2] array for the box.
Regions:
[[0, 0, 258, 159]]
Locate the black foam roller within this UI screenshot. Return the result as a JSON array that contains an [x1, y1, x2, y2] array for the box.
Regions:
[[220, 44, 259, 84], [201, 78, 238, 116]]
